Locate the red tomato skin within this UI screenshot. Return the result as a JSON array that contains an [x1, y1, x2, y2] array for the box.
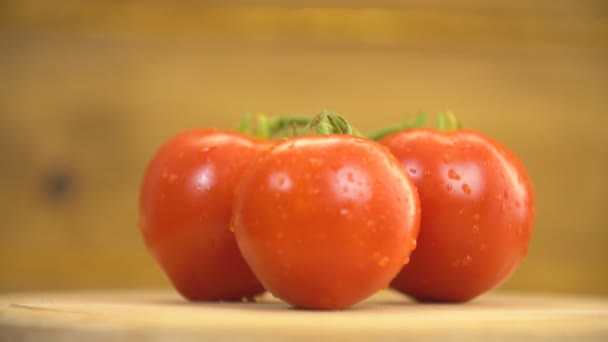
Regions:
[[139, 129, 269, 301], [380, 128, 535, 302], [233, 135, 420, 310]]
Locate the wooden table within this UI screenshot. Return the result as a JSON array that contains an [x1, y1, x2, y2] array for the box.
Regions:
[[1, 290, 607, 341]]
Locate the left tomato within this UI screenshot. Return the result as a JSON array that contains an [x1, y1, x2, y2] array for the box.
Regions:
[[139, 129, 270, 301]]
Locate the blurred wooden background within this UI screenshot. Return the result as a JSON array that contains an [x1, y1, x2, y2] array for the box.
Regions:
[[0, 0, 607, 295]]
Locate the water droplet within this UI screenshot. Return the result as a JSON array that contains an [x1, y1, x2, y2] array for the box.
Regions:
[[472, 225, 480, 233], [501, 203, 507, 211], [446, 183, 453, 191], [339, 208, 350, 215], [410, 239, 417, 250], [458, 209, 464, 215], [277, 177, 286, 186], [462, 184, 471, 195], [480, 243, 487, 251], [377, 256, 390, 267], [447, 169, 461, 180], [401, 256, 410, 265], [201, 146, 215, 153], [168, 174, 178, 184], [452, 259, 461, 267], [462, 255, 473, 266], [503, 189, 509, 199], [409, 168, 417, 174], [443, 154, 451, 163], [473, 213, 480, 221], [424, 170, 431, 176]]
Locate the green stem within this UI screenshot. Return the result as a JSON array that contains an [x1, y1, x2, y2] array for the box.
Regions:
[[238, 112, 253, 135], [436, 112, 447, 130], [301, 110, 358, 136], [254, 114, 270, 139]]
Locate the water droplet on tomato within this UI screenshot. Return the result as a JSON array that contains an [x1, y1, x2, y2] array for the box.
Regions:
[[446, 183, 453, 191], [340, 208, 350, 215], [462, 255, 473, 266], [409, 168, 417, 174], [472, 225, 480, 233], [458, 209, 464, 215], [462, 183, 471, 195], [443, 154, 451, 163], [401, 256, 410, 265], [410, 239, 417, 250], [377, 256, 390, 267], [447, 169, 461, 180], [480, 243, 487, 251], [473, 213, 480, 221], [424, 170, 431, 176], [168, 174, 178, 184]]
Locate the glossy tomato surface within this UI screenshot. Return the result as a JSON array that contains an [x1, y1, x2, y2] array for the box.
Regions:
[[381, 128, 535, 302], [140, 130, 269, 301], [232, 135, 420, 310]]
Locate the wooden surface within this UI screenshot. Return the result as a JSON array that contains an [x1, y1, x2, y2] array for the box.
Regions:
[[0, 290, 607, 341]]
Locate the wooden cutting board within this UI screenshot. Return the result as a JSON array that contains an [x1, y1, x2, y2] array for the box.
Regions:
[[1, 290, 607, 341]]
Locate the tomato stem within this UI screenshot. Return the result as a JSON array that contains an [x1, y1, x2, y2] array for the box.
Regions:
[[301, 110, 360, 136], [238, 112, 253, 135]]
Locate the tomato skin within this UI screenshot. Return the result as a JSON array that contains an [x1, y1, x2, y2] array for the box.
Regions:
[[139, 129, 269, 301], [380, 128, 535, 302], [232, 135, 420, 310]]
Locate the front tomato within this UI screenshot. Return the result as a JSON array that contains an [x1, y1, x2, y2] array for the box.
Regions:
[[380, 128, 535, 302], [232, 135, 420, 310], [139, 129, 269, 301]]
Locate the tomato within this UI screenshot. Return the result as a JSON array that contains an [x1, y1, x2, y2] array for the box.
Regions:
[[380, 128, 535, 302], [232, 135, 420, 310], [139, 129, 269, 301]]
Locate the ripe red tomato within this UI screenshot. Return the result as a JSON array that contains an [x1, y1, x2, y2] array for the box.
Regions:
[[232, 135, 420, 310], [380, 128, 535, 302], [139, 129, 269, 301]]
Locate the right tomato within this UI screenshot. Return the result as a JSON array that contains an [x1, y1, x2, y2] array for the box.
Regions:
[[380, 128, 535, 302]]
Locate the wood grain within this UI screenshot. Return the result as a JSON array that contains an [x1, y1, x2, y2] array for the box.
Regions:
[[1, 290, 607, 341]]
